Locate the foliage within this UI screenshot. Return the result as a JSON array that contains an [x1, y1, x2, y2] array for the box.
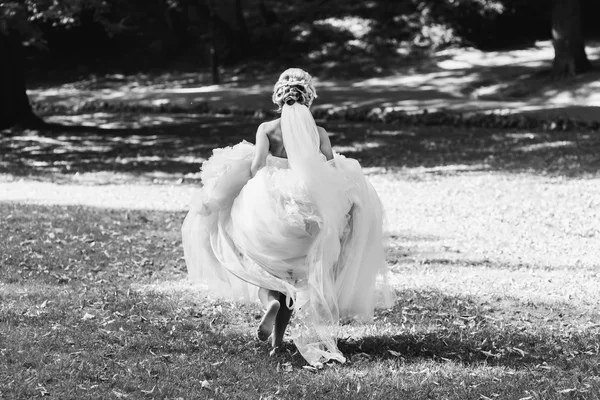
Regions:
[[0, 0, 110, 46], [4, 0, 600, 82], [0, 0, 548, 75]]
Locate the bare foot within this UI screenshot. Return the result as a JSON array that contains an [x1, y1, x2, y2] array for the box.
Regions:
[[257, 299, 280, 341], [269, 346, 281, 357]]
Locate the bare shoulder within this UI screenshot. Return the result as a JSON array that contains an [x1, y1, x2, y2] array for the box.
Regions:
[[259, 118, 281, 134], [259, 119, 282, 144]]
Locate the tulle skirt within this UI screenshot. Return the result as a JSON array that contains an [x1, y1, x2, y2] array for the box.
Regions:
[[181, 140, 395, 365]]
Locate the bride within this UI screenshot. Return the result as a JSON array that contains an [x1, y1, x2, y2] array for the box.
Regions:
[[182, 68, 395, 366]]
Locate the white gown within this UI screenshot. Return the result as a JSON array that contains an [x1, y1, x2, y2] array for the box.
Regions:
[[181, 103, 395, 366]]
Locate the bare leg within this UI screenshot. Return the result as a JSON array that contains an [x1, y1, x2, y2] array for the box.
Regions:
[[257, 288, 280, 341], [271, 292, 294, 349]]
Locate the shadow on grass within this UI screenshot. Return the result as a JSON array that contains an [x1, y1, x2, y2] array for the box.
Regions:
[[462, 64, 600, 102], [262, 287, 600, 374], [0, 202, 187, 287], [0, 116, 257, 183], [2, 113, 600, 180], [334, 289, 598, 370], [333, 123, 600, 177], [2, 201, 599, 392]]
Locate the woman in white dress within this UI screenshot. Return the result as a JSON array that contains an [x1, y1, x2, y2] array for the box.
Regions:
[[182, 68, 395, 366]]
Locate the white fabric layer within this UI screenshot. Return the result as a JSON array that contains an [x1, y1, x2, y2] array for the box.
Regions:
[[181, 103, 395, 365]]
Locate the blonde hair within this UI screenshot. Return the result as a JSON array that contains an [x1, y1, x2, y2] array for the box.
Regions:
[[272, 68, 317, 112]]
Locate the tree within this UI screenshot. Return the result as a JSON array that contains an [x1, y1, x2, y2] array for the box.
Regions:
[[0, 2, 46, 129], [234, 0, 249, 55], [0, 0, 111, 129], [0, 26, 43, 129], [207, 0, 220, 84], [551, 0, 590, 77]]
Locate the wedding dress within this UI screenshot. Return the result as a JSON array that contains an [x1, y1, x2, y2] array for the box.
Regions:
[[181, 103, 395, 366]]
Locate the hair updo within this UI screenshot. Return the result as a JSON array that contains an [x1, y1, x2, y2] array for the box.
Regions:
[[272, 68, 317, 112]]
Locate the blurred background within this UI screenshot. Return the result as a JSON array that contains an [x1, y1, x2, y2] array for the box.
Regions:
[[1, 0, 600, 130], [6, 0, 600, 78]]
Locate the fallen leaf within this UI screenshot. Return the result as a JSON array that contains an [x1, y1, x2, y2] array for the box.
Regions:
[[388, 350, 402, 357], [557, 388, 577, 394], [201, 380, 212, 390], [82, 313, 95, 321], [112, 390, 128, 398], [480, 350, 500, 359], [511, 347, 526, 357], [36, 385, 50, 396], [141, 385, 155, 395]]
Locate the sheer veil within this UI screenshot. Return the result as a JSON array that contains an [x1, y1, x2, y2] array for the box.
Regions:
[[279, 102, 350, 363], [280, 102, 395, 365]]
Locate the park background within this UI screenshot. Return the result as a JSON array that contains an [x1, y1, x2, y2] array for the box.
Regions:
[[2, 0, 600, 399]]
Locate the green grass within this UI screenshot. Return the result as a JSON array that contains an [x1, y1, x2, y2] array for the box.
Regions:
[[2, 116, 600, 398]]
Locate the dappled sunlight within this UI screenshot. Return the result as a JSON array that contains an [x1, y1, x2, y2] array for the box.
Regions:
[[0, 183, 192, 210], [352, 70, 473, 89], [504, 132, 540, 140], [406, 265, 600, 311], [2, 117, 600, 309], [26, 40, 600, 119], [0, 114, 259, 182], [3, 116, 600, 183], [314, 16, 374, 39], [133, 278, 212, 302], [436, 41, 556, 69], [132, 279, 257, 317], [333, 140, 384, 153], [375, 171, 600, 274], [405, 164, 491, 174], [515, 141, 575, 152], [30, 80, 276, 111], [2, 164, 600, 397], [45, 113, 162, 129], [96, 90, 128, 100]]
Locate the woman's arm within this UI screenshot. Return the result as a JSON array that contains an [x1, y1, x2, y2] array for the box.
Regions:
[[317, 126, 334, 161], [250, 123, 270, 177]]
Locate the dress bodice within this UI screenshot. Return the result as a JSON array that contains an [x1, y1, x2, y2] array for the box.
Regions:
[[266, 154, 289, 169], [266, 153, 333, 170]]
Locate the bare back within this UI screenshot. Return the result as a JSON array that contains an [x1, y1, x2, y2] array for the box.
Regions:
[[263, 119, 287, 159], [250, 116, 334, 177], [262, 118, 332, 160]]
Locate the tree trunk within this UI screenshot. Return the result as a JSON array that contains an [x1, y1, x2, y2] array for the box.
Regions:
[[259, 0, 279, 26], [207, 1, 220, 84], [551, 0, 590, 77], [0, 31, 43, 129], [210, 35, 220, 85], [234, 0, 250, 56]]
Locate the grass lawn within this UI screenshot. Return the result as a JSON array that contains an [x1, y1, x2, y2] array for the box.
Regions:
[[1, 114, 600, 399]]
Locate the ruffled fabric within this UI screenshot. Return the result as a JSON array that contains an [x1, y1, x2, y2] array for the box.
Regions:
[[182, 110, 395, 365]]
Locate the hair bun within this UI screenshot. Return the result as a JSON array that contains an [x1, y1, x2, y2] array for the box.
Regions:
[[272, 68, 317, 112]]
